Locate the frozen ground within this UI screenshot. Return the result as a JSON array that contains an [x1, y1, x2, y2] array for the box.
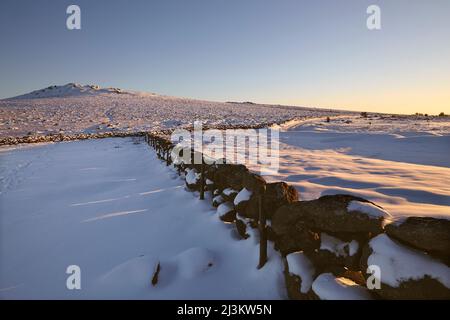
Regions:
[[1, 84, 449, 299], [249, 115, 450, 220], [0, 83, 341, 138], [0, 137, 284, 299]]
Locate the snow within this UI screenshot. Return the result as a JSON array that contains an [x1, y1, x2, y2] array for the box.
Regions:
[[0, 137, 284, 299], [311, 273, 373, 300], [320, 233, 359, 257], [212, 195, 224, 205], [222, 188, 237, 196], [301, 114, 450, 137], [1, 85, 449, 299], [234, 188, 253, 205], [185, 168, 199, 185], [216, 202, 234, 216], [8, 83, 130, 100], [347, 201, 391, 219], [0, 83, 341, 138], [175, 247, 215, 279], [349, 241, 359, 257], [367, 234, 450, 288], [95, 256, 160, 296], [239, 116, 450, 221], [2, 86, 448, 219], [286, 252, 315, 293]]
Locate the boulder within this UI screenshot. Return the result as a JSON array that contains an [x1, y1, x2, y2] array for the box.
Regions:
[[385, 217, 450, 261], [212, 194, 225, 208], [263, 182, 299, 218], [220, 210, 236, 223], [239, 182, 299, 220], [234, 188, 253, 214], [213, 164, 248, 190], [273, 220, 320, 255], [243, 172, 266, 194], [221, 188, 239, 202], [241, 195, 259, 220], [272, 194, 388, 237]]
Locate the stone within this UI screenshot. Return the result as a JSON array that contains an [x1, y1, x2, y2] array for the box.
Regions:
[[263, 182, 299, 218], [217, 202, 236, 223], [243, 172, 266, 194], [239, 182, 299, 220], [212, 195, 225, 208], [385, 217, 450, 261], [220, 210, 236, 223], [213, 164, 248, 190], [235, 219, 249, 239], [273, 220, 320, 255], [272, 194, 386, 236], [221, 188, 239, 202]]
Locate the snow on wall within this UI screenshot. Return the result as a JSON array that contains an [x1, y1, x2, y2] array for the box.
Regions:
[[367, 234, 450, 288], [234, 188, 253, 205], [312, 273, 373, 300], [320, 233, 359, 257], [347, 201, 392, 219], [149, 131, 450, 300], [217, 202, 234, 216], [185, 168, 200, 185], [286, 252, 315, 293]]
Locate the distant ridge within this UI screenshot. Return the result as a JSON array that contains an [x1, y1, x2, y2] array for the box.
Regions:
[[7, 83, 132, 99]]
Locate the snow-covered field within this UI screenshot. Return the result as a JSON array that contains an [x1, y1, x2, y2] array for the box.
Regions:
[[254, 115, 450, 220], [0, 138, 283, 299], [1, 84, 449, 299], [0, 83, 341, 138]]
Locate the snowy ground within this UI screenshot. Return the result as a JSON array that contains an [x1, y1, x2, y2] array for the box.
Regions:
[[0, 137, 284, 299], [0, 83, 342, 138], [252, 115, 450, 220], [1, 85, 449, 299]]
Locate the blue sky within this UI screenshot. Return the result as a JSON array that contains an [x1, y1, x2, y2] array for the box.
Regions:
[[0, 0, 449, 114]]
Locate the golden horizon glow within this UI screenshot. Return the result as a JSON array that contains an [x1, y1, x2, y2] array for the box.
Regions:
[[259, 87, 450, 115]]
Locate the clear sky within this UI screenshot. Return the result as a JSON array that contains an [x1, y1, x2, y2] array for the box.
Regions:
[[0, 0, 449, 114]]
